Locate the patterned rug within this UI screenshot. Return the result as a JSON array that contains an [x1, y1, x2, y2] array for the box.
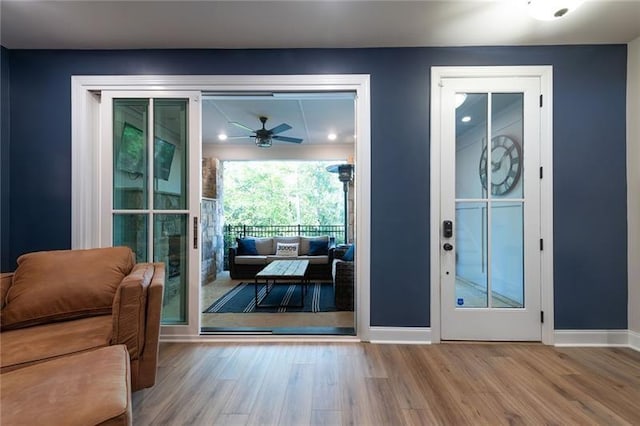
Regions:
[[202, 282, 337, 313]]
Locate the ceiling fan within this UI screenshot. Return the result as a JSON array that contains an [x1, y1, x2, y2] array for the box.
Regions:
[[228, 116, 303, 148]]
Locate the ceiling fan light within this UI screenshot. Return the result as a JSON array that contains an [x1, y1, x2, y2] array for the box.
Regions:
[[255, 136, 272, 148], [526, 0, 584, 21]]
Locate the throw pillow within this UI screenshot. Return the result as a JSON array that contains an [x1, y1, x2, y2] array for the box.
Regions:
[[308, 239, 329, 255], [236, 238, 258, 255], [275, 242, 299, 257], [1, 247, 135, 330], [342, 244, 355, 261]]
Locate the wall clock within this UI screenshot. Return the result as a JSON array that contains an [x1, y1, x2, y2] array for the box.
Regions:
[[479, 135, 522, 196]]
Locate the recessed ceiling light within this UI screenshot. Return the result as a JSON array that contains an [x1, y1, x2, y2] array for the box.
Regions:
[[328, 133, 337, 141], [526, 0, 584, 20], [218, 133, 228, 141], [461, 116, 471, 123]]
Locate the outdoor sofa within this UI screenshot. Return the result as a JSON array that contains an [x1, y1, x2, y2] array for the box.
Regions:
[[229, 235, 335, 280]]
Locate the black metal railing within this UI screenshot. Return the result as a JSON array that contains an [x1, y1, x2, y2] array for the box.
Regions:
[[223, 224, 345, 270]]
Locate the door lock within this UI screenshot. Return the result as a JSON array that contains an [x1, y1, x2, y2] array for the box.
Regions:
[[443, 220, 453, 238], [443, 243, 454, 251]]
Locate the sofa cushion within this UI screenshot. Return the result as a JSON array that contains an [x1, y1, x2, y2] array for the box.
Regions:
[[308, 239, 329, 255], [236, 238, 258, 255], [0, 345, 132, 426], [0, 315, 112, 372], [234, 255, 268, 265], [297, 255, 330, 265], [247, 237, 274, 255], [275, 242, 299, 257], [273, 236, 300, 251], [299, 236, 329, 255], [1, 247, 135, 330]]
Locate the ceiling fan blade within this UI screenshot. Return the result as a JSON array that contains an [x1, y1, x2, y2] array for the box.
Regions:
[[268, 123, 292, 135], [226, 135, 253, 139], [273, 135, 303, 144], [229, 121, 255, 133]]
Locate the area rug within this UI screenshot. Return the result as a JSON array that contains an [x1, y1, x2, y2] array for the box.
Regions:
[[203, 282, 337, 313]]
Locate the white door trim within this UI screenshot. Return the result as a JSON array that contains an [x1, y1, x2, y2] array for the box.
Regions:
[[430, 66, 554, 344], [71, 74, 371, 341]]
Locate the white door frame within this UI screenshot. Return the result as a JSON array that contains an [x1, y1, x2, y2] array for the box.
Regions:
[[430, 66, 554, 344], [71, 74, 371, 341]]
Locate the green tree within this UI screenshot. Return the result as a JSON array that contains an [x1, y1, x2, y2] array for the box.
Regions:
[[223, 161, 344, 226]]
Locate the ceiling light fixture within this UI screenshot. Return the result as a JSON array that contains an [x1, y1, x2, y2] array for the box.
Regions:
[[328, 133, 337, 141], [526, 0, 584, 20], [218, 133, 228, 141], [462, 116, 471, 123], [255, 136, 272, 148]]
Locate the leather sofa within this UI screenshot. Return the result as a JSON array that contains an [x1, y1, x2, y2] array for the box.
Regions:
[[229, 235, 335, 281], [0, 246, 164, 392]]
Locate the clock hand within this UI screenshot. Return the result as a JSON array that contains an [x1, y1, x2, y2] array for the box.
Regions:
[[490, 144, 515, 171]]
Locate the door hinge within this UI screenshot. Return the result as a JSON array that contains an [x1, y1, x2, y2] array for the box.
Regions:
[[540, 238, 544, 250], [540, 94, 543, 107], [540, 166, 543, 179], [541, 311, 544, 323]]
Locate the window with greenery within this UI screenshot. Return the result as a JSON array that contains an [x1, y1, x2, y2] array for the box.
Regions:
[[223, 161, 344, 226]]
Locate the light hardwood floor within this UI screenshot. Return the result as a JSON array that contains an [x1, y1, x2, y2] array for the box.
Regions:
[[132, 342, 640, 425]]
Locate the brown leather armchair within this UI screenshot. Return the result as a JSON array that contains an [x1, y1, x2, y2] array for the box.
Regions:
[[0, 246, 164, 391]]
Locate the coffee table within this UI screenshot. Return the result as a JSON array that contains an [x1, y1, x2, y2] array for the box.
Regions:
[[254, 260, 310, 308]]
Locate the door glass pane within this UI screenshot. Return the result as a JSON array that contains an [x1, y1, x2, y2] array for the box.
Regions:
[[455, 202, 487, 308], [490, 93, 523, 199], [113, 214, 147, 263], [154, 99, 188, 210], [155, 214, 188, 323], [114, 99, 149, 209], [491, 202, 524, 308], [456, 93, 488, 199]]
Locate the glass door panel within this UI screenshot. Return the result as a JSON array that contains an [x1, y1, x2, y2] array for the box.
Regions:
[[154, 214, 188, 323], [112, 96, 192, 325], [113, 214, 148, 264], [113, 99, 149, 210], [455, 202, 487, 308], [490, 202, 524, 308]]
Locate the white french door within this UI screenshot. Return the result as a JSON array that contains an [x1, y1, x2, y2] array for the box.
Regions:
[[100, 91, 201, 332], [437, 76, 542, 341]]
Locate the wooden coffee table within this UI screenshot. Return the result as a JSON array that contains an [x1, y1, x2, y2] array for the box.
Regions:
[[254, 260, 310, 308]]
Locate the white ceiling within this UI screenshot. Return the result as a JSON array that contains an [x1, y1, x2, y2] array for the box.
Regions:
[[1, 1, 639, 50], [202, 93, 355, 147]]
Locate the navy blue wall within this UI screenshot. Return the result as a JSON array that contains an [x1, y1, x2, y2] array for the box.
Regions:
[[1, 47, 9, 272], [1, 46, 628, 329]]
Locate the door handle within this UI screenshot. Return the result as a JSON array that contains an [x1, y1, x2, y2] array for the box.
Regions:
[[443, 243, 454, 251]]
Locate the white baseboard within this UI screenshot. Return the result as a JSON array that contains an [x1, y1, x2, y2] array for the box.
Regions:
[[368, 327, 432, 344], [160, 334, 360, 343], [554, 330, 630, 347], [629, 330, 640, 351]]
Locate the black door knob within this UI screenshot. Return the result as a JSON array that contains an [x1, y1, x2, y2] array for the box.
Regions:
[[443, 243, 454, 251]]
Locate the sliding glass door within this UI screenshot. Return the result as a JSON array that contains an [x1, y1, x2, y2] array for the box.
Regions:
[[101, 91, 201, 332]]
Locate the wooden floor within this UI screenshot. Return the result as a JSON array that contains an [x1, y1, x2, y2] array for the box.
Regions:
[[132, 342, 640, 425]]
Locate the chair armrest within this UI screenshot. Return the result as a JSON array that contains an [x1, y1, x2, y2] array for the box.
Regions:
[[111, 263, 155, 359], [1, 273, 14, 309], [137, 262, 164, 390]]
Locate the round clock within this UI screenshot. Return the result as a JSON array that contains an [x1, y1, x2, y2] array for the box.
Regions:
[[479, 135, 522, 196]]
